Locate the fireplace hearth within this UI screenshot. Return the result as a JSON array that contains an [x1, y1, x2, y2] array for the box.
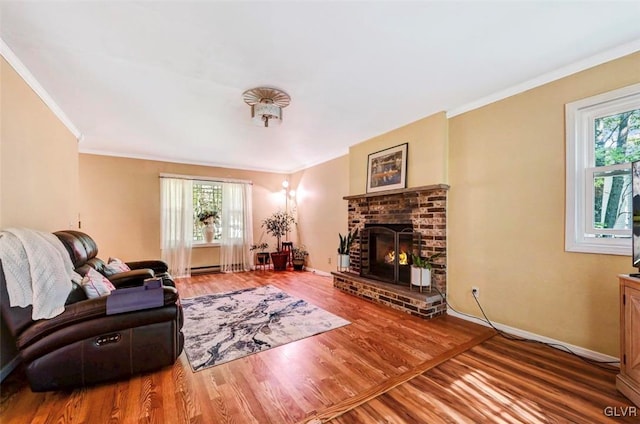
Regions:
[[333, 184, 449, 319]]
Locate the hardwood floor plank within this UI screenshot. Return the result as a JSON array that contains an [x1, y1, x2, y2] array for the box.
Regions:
[[2, 270, 627, 423], [479, 336, 620, 388], [88, 382, 121, 423], [465, 345, 620, 407], [300, 329, 494, 423], [170, 360, 202, 424], [336, 335, 636, 424]]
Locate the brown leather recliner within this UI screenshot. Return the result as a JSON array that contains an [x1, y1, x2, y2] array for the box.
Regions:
[[54, 230, 175, 290], [0, 231, 184, 392]]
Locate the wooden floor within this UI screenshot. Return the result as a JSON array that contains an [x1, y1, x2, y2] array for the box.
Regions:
[[336, 337, 636, 423], [0, 271, 634, 423]]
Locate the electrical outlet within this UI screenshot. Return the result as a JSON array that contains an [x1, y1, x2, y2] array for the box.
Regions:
[[471, 287, 480, 298], [328, 257, 332, 264]]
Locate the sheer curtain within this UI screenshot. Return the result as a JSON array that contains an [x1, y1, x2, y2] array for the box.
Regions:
[[220, 182, 254, 272], [160, 177, 193, 278]]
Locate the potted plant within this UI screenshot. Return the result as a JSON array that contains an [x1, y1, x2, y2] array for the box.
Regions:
[[262, 210, 296, 271], [198, 210, 219, 243], [291, 245, 308, 271], [410, 252, 442, 289], [337, 228, 358, 271], [250, 242, 270, 265]]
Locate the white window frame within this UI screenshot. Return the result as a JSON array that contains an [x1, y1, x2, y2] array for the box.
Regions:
[[566, 82, 640, 255], [159, 173, 252, 248], [192, 180, 223, 247]]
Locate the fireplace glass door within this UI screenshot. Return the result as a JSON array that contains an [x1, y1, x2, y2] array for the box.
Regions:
[[361, 225, 418, 285]]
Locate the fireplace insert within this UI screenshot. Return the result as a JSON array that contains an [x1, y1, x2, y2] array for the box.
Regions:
[[360, 224, 420, 285]]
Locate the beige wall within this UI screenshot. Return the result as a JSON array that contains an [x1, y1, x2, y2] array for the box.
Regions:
[[448, 52, 640, 356], [349, 111, 448, 195], [291, 155, 349, 273], [78, 153, 348, 273], [1, 57, 79, 370], [344, 53, 640, 356], [78, 154, 290, 266], [1, 58, 79, 231]]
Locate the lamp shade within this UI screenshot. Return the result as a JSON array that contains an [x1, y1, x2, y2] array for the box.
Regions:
[[252, 103, 282, 127], [243, 87, 291, 128]]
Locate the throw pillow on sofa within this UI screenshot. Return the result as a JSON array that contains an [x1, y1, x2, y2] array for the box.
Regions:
[[81, 268, 116, 298], [105, 257, 131, 274]]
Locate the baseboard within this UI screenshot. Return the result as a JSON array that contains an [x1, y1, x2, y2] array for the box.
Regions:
[[447, 309, 619, 365], [0, 355, 20, 382], [305, 268, 332, 277]]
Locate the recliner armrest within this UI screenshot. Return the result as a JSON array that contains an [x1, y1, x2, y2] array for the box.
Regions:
[[106, 279, 164, 315], [126, 260, 169, 274], [108, 269, 154, 288]]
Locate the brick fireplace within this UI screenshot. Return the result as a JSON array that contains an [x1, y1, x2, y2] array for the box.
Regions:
[[332, 184, 449, 319]]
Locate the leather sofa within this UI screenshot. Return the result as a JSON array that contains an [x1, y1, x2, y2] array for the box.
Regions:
[[54, 230, 175, 290], [0, 231, 184, 391]]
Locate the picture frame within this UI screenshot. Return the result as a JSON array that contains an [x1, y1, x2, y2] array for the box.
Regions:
[[366, 143, 408, 193]]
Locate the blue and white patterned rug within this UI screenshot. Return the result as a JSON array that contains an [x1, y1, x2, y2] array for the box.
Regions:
[[181, 285, 350, 371]]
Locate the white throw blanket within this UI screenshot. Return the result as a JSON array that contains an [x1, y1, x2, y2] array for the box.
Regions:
[[0, 228, 81, 320]]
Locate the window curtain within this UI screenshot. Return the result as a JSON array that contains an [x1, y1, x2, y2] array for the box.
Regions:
[[160, 178, 193, 278], [220, 182, 254, 272]]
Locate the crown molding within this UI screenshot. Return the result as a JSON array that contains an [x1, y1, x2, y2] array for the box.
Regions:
[[447, 38, 640, 118], [78, 147, 293, 175], [0, 37, 82, 140], [79, 145, 350, 175]]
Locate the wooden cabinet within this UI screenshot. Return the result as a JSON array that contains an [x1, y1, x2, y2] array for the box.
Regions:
[[617, 275, 640, 407]]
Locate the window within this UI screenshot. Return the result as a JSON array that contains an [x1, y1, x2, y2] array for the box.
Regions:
[[193, 181, 222, 243], [566, 83, 640, 255]]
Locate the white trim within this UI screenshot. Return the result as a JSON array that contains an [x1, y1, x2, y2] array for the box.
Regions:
[[0, 355, 21, 382], [585, 164, 631, 236], [565, 238, 631, 256], [80, 148, 292, 174], [568, 82, 640, 111], [0, 38, 82, 140], [159, 173, 252, 185], [81, 147, 349, 175], [447, 309, 619, 365], [565, 82, 640, 255], [447, 38, 640, 118], [305, 267, 332, 278]]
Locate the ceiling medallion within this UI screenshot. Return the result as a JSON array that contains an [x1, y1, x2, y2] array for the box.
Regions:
[[242, 87, 291, 127]]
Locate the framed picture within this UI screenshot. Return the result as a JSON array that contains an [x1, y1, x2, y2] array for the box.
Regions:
[[366, 143, 408, 193]]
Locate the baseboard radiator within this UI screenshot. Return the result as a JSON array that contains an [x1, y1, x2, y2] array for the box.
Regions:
[[190, 265, 221, 275]]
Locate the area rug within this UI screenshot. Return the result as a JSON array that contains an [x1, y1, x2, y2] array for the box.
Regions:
[[181, 285, 350, 371]]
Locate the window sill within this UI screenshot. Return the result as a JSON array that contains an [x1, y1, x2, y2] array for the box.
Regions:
[[565, 238, 630, 256], [193, 242, 221, 248]]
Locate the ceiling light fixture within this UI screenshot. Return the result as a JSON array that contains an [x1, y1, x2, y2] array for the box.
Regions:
[[242, 87, 291, 128]]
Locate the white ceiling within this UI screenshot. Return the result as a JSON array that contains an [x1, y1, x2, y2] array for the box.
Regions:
[[2, 1, 640, 173]]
